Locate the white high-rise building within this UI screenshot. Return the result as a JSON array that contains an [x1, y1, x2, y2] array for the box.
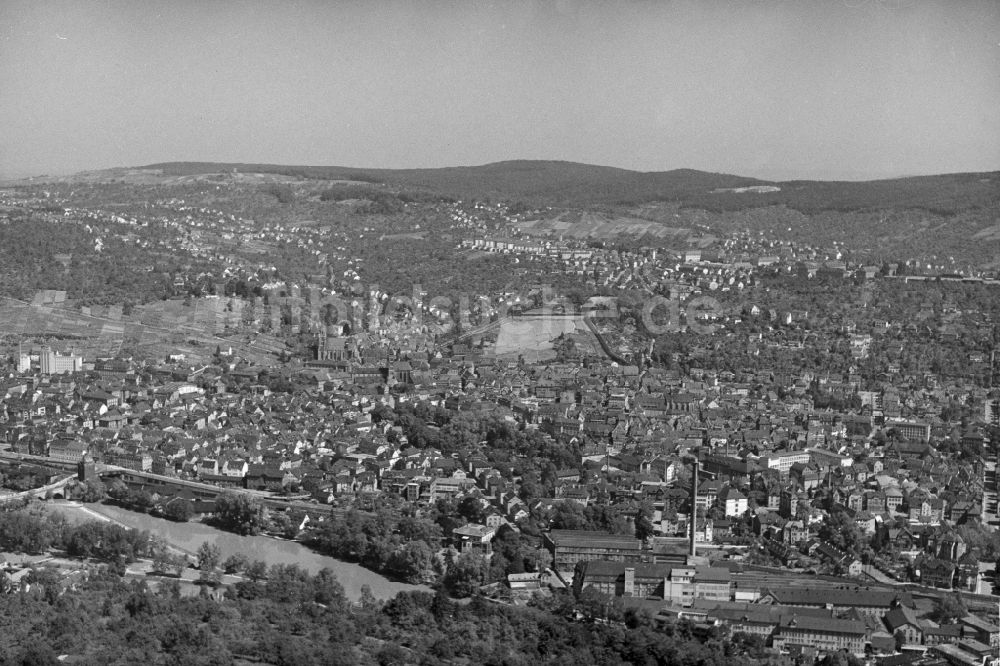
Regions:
[[39, 347, 83, 375]]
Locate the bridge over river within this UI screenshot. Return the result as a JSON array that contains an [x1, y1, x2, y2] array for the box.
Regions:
[[0, 473, 76, 506], [0, 451, 346, 518]]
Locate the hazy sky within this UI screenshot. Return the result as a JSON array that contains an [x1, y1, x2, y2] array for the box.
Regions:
[[2, 0, 998, 180]]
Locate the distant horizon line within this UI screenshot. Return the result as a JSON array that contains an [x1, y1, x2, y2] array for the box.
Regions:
[[2, 158, 999, 185]]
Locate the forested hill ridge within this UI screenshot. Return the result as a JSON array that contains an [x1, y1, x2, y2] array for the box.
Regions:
[[140, 161, 764, 209], [140, 160, 1000, 214]]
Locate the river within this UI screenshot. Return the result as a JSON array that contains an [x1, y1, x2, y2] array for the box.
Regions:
[[45, 500, 428, 601]]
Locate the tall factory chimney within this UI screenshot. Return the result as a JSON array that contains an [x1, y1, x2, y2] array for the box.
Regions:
[[689, 458, 699, 557]]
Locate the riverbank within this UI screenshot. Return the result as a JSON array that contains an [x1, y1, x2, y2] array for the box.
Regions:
[[43, 499, 429, 601]]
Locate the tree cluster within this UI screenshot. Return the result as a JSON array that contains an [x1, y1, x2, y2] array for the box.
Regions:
[[210, 492, 268, 536], [0, 505, 151, 570], [303, 506, 442, 585]]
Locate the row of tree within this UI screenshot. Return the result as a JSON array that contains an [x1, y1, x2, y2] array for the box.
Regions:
[[0, 505, 152, 568]]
